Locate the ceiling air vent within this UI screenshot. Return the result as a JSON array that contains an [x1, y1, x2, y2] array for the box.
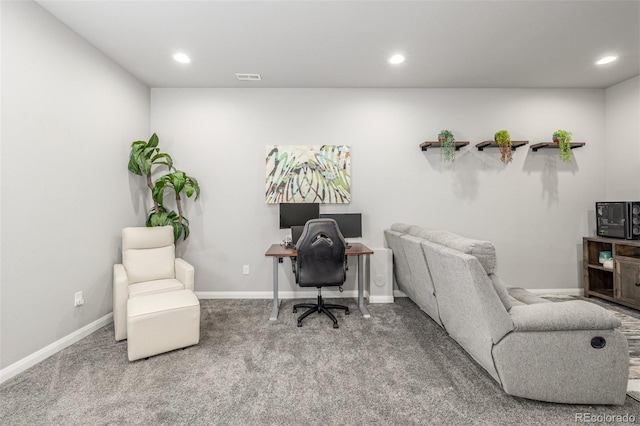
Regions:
[[236, 73, 261, 81]]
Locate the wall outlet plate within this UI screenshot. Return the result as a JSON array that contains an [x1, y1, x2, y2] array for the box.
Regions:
[[74, 291, 84, 307]]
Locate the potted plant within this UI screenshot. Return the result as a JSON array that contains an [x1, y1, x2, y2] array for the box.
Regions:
[[128, 133, 173, 215], [151, 170, 200, 241], [553, 129, 572, 162], [128, 134, 201, 241], [438, 130, 456, 162], [494, 129, 513, 164]]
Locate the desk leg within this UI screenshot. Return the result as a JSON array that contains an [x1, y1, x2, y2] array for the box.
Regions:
[[270, 257, 280, 320], [357, 254, 371, 318]]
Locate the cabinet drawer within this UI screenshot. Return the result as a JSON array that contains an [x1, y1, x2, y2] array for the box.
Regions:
[[616, 258, 640, 304]]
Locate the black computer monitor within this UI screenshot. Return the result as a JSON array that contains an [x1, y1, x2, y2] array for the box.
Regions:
[[279, 203, 320, 229], [320, 213, 362, 238]]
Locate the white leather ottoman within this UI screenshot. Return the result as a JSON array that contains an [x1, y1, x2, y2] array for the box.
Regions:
[[126, 289, 200, 361]]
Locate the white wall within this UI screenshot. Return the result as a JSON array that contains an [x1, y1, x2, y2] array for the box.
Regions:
[[1, 1, 149, 369], [150, 88, 606, 296], [605, 76, 640, 200]]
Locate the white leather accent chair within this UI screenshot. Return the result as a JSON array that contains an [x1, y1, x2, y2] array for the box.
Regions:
[[113, 226, 197, 342]]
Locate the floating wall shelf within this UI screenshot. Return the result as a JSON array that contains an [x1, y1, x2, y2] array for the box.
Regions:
[[420, 141, 470, 151], [476, 140, 529, 151], [530, 142, 585, 152]]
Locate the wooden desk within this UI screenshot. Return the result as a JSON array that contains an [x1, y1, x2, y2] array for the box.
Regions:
[[265, 243, 374, 320]]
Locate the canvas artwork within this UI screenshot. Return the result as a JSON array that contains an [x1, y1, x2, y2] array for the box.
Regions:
[[265, 145, 351, 204]]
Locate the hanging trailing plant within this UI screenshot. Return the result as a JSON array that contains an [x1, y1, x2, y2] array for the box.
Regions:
[[128, 134, 200, 241], [553, 129, 573, 162], [438, 130, 456, 162], [494, 129, 513, 164]]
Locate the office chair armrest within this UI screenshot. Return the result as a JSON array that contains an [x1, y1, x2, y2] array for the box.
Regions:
[[113, 264, 129, 341], [175, 258, 195, 291], [290, 256, 297, 276]]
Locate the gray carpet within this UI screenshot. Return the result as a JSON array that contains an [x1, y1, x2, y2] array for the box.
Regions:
[[1, 298, 639, 425]]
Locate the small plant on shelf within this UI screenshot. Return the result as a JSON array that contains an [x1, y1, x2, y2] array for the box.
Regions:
[[438, 130, 456, 162], [494, 129, 513, 164], [553, 129, 573, 162]]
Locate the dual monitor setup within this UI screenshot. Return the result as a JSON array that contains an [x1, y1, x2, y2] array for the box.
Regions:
[[279, 203, 362, 245]]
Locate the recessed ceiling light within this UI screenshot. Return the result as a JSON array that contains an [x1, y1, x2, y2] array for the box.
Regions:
[[388, 54, 405, 65], [596, 55, 618, 65], [172, 52, 191, 64]]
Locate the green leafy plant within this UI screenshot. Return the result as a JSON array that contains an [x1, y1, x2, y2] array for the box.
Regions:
[[494, 129, 513, 164], [146, 206, 189, 242], [128, 134, 200, 241], [553, 129, 573, 162], [151, 171, 200, 241], [438, 130, 456, 162], [128, 133, 173, 213]]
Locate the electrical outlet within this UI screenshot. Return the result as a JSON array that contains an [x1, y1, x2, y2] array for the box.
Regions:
[[243, 265, 250, 275], [74, 291, 84, 307]]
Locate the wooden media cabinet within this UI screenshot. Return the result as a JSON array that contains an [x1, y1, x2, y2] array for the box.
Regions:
[[583, 237, 640, 310]]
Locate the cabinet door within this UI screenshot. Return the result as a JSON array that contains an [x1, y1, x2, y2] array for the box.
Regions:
[[616, 258, 640, 305]]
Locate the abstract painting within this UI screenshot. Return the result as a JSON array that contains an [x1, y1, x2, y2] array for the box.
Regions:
[[265, 145, 351, 204]]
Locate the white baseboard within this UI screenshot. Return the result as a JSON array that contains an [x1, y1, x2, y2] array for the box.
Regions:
[[393, 288, 581, 298], [369, 295, 395, 303], [196, 290, 397, 304], [195, 290, 360, 299], [394, 289, 408, 298], [525, 288, 582, 296], [196, 288, 580, 301], [195, 291, 273, 299], [0, 313, 113, 385]]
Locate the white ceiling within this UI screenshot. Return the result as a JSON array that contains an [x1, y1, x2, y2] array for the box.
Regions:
[[37, 0, 640, 89]]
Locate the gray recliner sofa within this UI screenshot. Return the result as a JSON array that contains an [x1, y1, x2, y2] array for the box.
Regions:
[[384, 223, 629, 405]]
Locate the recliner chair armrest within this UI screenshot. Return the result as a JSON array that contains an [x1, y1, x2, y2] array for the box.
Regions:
[[175, 258, 194, 291], [113, 264, 129, 341], [509, 300, 621, 332]]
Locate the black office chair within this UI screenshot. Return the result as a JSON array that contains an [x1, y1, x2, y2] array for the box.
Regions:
[[293, 218, 350, 328]]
